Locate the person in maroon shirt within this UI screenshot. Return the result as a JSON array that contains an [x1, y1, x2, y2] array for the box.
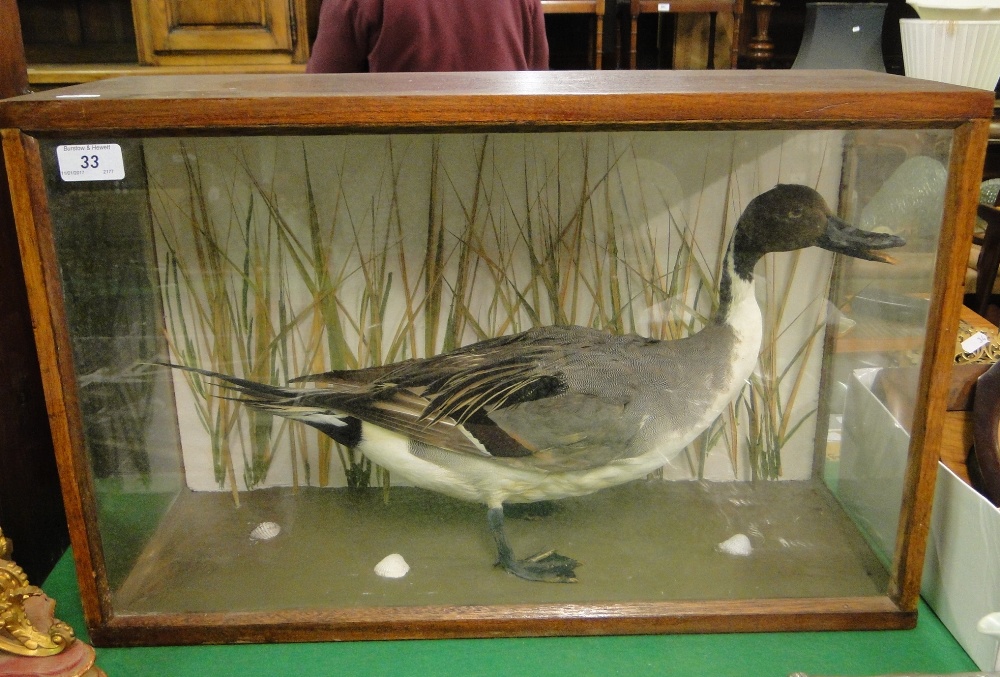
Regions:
[[306, 0, 549, 73]]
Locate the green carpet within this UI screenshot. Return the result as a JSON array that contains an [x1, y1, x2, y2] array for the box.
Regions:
[[43, 551, 977, 677]]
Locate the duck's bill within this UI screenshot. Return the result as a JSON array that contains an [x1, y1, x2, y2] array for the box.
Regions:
[[817, 215, 906, 264]]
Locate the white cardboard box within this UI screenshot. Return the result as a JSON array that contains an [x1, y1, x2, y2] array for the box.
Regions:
[[838, 368, 1000, 670], [923, 462, 1000, 671]]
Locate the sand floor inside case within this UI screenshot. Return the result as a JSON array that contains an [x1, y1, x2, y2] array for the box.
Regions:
[[110, 480, 889, 613]]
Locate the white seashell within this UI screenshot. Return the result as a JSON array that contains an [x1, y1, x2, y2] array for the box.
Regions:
[[717, 533, 753, 556], [977, 612, 1000, 637], [249, 521, 281, 541], [374, 553, 410, 579]]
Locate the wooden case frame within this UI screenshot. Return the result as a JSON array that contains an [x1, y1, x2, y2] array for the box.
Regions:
[[0, 70, 991, 646]]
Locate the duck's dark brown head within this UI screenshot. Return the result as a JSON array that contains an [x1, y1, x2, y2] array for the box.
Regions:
[[732, 184, 905, 280]]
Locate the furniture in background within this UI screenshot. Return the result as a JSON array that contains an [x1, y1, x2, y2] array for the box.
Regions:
[[19, 0, 610, 85], [542, 0, 606, 69], [131, 0, 310, 67], [628, 0, 742, 69], [12, 0, 921, 81], [19, 0, 313, 86], [749, 0, 913, 70], [745, 0, 778, 67]]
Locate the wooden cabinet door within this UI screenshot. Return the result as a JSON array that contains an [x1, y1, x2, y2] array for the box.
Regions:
[[133, 0, 309, 66]]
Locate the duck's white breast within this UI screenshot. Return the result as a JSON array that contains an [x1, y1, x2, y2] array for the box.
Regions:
[[356, 285, 763, 507]]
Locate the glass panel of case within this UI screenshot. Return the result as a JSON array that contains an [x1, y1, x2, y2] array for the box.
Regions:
[[38, 126, 950, 614]]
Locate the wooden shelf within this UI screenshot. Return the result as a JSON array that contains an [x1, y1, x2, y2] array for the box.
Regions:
[[28, 63, 307, 86]]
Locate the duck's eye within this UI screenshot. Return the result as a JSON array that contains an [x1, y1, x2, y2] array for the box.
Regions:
[[788, 208, 804, 219]]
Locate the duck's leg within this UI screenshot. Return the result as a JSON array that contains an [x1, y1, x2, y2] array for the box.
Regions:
[[486, 506, 578, 583], [504, 500, 556, 519]]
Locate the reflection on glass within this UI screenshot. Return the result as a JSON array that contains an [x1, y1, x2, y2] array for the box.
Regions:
[[40, 127, 950, 613]]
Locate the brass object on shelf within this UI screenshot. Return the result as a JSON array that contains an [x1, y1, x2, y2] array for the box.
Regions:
[[0, 528, 75, 657], [955, 319, 1000, 364]]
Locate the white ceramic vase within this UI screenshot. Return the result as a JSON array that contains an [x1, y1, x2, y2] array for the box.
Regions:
[[907, 0, 1000, 20], [900, 17, 1000, 90]]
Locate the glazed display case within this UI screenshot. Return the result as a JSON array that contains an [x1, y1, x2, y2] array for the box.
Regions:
[[0, 70, 991, 646]]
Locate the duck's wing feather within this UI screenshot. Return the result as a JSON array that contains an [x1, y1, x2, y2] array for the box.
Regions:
[[157, 326, 663, 469], [287, 329, 562, 458], [298, 326, 654, 469]]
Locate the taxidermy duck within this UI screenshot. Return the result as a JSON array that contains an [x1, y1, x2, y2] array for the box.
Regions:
[[166, 184, 904, 583]]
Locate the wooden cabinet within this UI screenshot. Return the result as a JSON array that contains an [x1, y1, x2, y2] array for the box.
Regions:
[[132, 0, 309, 66], [17, 0, 313, 85]]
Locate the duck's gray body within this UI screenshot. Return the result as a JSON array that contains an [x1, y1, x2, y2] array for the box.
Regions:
[[168, 184, 903, 582], [354, 318, 752, 508]]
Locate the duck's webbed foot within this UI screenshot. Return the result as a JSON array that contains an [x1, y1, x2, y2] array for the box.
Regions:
[[487, 506, 578, 583], [505, 549, 579, 582]]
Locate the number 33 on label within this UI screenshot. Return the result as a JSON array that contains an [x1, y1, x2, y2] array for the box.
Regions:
[[56, 144, 126, 182]]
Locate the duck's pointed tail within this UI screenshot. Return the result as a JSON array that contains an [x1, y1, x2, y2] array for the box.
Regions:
[[157, 362, 360, 445]]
